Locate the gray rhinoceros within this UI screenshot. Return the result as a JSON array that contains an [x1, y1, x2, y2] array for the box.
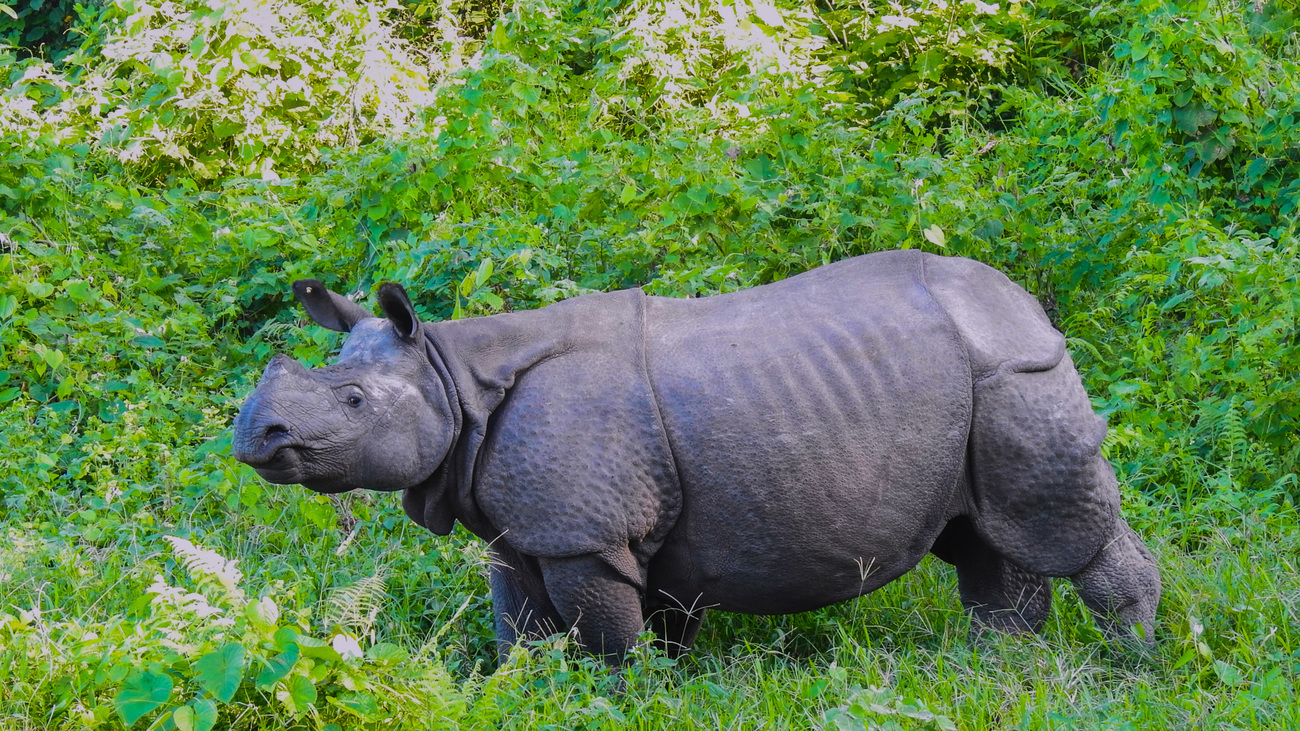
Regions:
[[233, 250, 1160, 663]]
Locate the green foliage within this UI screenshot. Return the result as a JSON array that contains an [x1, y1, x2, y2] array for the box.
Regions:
[[3, 0, 432, 181], [1, 0, 1299, 727], [0, 0, 101, 60], [818, 0, 1055, 115]]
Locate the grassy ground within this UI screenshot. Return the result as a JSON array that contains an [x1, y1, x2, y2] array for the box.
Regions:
[[4, 468, 1297, 729]]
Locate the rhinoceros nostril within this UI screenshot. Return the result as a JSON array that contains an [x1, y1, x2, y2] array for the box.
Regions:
[[264, 423, 290, 438]]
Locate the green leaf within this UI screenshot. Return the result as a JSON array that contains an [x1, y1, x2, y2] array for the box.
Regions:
[[295, 635, 344, 664], [0, 5, 17, 19], [328, 692, 379, 718], [245, 596, 280, 628], [39, 348, 64, 370], [1244, 157, 1270, 186], [256, 645, 300, 690], [114, 669, 174, 728], [474, 257, 495, 288], [1173, 103, 1217, 136], [0, 295, 18, 318], [619, 182, 638, 205], [1213, 660, 1243, 686], [193, 642, 246, 703], [923, 224, 947, 248], [172, 701, 218, 731], [190, 700, 218, 731], [285, 675, 317, 714], [173, 704, 194, 731], [364, 642, 409, 664], [25, 281, 55, 299]]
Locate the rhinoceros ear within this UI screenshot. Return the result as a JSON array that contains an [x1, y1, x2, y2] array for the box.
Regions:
[[377, 282, 420, 341], [292, 279, 373, 333]]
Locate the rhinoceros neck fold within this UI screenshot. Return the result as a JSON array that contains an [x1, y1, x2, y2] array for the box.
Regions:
[[420, 294, 641, 541]]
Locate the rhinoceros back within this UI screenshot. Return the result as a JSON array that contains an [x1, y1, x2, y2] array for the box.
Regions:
[[644, 249, 973, 613]]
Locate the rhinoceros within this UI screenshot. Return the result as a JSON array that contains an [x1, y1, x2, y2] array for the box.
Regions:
[[232, 250, 1160, 663]]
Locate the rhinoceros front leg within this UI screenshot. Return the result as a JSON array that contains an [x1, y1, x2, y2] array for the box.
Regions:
[[1069, 519, 1160, 645], [646, 601, 706, 658], [488, 544, 565, 662], [537, 553, 646, 665], [931, 516, 1052, 634]]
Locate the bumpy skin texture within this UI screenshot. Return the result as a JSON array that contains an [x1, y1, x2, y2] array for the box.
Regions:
[[232, 251, 1161, 663]]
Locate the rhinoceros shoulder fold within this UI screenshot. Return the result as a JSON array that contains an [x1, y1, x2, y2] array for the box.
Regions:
[[427, 290, 680, 560], [920, 253, 1066, 380]]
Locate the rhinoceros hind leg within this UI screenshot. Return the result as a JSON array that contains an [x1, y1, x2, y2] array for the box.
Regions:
[[488, 545, 565, 662], [932, 516, 1052, 634], [538, 553, 646, 665], [1069, 519, 1160, 646]]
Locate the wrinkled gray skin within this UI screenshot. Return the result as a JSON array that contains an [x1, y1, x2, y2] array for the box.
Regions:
[[233, 251, 1160, 664]]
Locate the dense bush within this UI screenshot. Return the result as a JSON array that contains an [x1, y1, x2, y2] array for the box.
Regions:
[[1, 0, 1297, 728]]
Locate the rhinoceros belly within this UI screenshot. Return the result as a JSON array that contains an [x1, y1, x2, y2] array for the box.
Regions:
[[643, 250, 971, 614]]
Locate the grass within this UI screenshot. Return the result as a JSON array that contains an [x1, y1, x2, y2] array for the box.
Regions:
[[3, 467, 1296, 729]]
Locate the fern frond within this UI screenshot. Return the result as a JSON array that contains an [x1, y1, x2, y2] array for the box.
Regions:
[[1065, 336, 1108, 365], [1220, 399, 1249, 474], [322, 568, 388, 637], [163, 536, 246, 606]]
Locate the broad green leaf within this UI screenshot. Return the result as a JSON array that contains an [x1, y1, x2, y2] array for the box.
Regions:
[[194, 642, 246, 703], [39, 348, 64, 370], [273, 626, 301, 650], [256, 644, 300, 690], [172, 702, 218, 731], [1173, 103, 1217, 136], [25, 281, 55, 299], [296, 636, 344, 664], [0, 295, 19, 318], [364, 642, 409, 664], [285, 675, 317, 714], [923, 224, 947, 248], [245, 596, 279, 628], [190, 700, 218, 731], [114, 669, 174, 727], [1244, 157, 1270, 185], [173, 704, 194, 731], [1213, 660, 1243, 686]]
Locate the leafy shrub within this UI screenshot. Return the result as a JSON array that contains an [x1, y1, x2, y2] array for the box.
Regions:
[[816, 0, 1071, 117], [0, 0, 102, 60], [25, 0, 434, 180]]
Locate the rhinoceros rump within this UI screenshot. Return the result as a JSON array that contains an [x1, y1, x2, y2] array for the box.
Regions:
[[233, 250, 1160, 663]]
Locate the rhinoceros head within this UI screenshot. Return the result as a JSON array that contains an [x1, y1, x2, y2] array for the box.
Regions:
[[232, 280, 455, 495]]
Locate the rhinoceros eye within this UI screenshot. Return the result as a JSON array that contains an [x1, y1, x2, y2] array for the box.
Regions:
[[347, 393, 364, 408]]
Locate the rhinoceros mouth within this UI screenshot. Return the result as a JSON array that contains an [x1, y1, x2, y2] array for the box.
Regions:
[[234, 429, 304, 483], [250, 446, 304, 484]]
